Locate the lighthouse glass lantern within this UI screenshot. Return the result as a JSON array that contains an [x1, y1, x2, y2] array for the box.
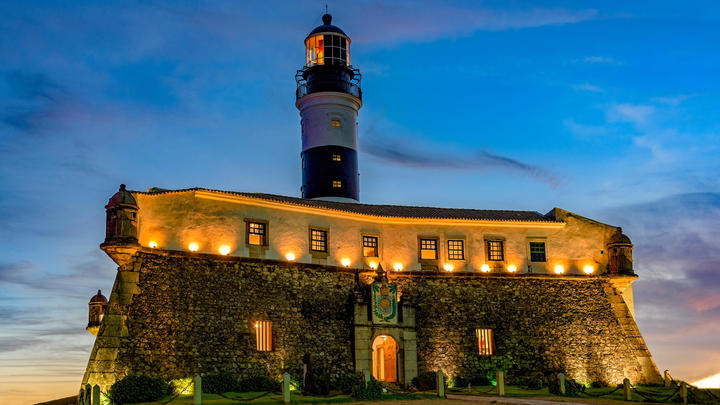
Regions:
[[305, 33, 349, 66]]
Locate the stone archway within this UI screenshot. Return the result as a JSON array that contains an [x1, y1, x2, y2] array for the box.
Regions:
[[372, 335, 398, 382]]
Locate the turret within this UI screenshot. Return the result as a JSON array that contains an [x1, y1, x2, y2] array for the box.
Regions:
[[608, 227, 634, 275], [86, 290, 107, 336], [103, 184, 138, 244], [296, 13, 362, 202]]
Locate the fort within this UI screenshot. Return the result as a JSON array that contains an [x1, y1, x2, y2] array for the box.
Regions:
[[81, 13, 661, 392]]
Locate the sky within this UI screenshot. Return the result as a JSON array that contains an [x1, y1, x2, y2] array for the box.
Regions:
[[1, 0, 719, 403]]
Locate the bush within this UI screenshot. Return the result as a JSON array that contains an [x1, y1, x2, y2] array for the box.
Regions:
[[202, 373, 240, 394], [591, 380, 606, 388], [411, 371, 437, 390], [109, 375, 168, 405], [332, 371, 363, 393], [548, 375, 582, 397], [238, 375, 279, 392], [351, 378, 383, 400]]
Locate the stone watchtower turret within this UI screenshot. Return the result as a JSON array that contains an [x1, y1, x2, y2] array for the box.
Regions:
[[607, 227, 634, 275], [86, 290, 107, 336]]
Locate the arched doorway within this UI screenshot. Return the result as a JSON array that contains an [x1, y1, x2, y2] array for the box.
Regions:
[[372, 335, 398, 382]]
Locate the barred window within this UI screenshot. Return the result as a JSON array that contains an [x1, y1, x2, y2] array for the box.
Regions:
[[363, 236, 378, 257], [310, 229, 327, 252], [255, 321, 272, 351], [447, 240, 465, 260], [420, 238, 438, 260], [331, 119, 341, 127], [332, 180, 342, 188], [332, 154, 342, 162], [529, 241, 546, 262], [476, 328, 494, 355], [486, 240, 504, 261], [247, 222, 266, 246]]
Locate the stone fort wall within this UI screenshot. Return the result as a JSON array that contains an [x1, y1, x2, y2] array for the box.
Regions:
[[82, 249, 659, 391]]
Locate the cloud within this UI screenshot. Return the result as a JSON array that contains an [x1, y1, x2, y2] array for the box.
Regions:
[[360, 134, 560, 187], [606, 103, 655, 127], [577, 56, 620, 64], [1, 70, 69, 133], [563, 119, 608, 138], [572, 82, 604, 93], [651, 94, 694, 106]]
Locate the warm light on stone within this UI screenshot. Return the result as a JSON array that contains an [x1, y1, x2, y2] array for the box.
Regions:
[[393, 263, 403, 271], [583, 265, 594, 274], [507, 265, 517, 273], [219, 245, 231, 255], [481, 264, 490, 273], [443, 264, 454, 272], [554, 264, 565, 274], [188, 242, 199, 252], [369, 261, 378, 269], [341, 258, 351, 267], [285, 253, 296, 261], [148, 241, 158, 248]]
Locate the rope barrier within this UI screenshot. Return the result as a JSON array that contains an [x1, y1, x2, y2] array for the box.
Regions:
[[161, 379, 195, 405], [217, 391, 274, 402], [578, 385, 622, 398], [629, 382, 682, 403]]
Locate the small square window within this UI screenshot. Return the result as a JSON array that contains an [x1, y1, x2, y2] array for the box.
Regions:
[[332, 154, 342, 162], [448, 240, 465, 260], [476, 328, 494, 355], [487, 240, 504, 261], [529, 241, 546, 262], [310, 229, 327, 252], [332, 180, 342, 188], [331, 119, 341, 127], [363, 235, 378, 257], [255, 321, 272, 351], [420, 238, 438, 260], [247, 222, 266, 246]]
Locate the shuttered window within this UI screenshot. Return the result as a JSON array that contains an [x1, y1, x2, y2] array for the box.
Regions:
[[255, 321, 272, 351], [476, 328, 494, 355]]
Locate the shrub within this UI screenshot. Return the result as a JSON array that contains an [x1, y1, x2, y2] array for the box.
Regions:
[[202, 373, 240, 394], [351, 378, 383, 400], [411, 371, 437, 390], [238, 375, 279, 392], [109, 375, 168, 405], [591, 380, 606, 388], [332, 371, 363, 393], [548, 375, 582, 397]]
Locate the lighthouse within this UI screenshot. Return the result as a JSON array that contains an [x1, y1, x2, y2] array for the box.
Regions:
[[296, 13, 362, 202]]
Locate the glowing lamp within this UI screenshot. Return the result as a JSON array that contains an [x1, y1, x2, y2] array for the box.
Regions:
[[554, 265, 565, 274], [393, 263, 403, 271], [285, 253, 296, 261], [443, 264, 454, 272], [219, 245, 231, 255], [341, 258, 351, 267], [507, 265, 517, 273], [369, 261, 378, 270], [254, 322, 259, 328], [481, 264, 490, 273], [148, 241, 158, 248], [583, 265, 594, 274], [188, 242, 199, 252]]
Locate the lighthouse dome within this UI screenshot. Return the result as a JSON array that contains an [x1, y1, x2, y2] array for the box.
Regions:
[[308, 13, 347, 36]]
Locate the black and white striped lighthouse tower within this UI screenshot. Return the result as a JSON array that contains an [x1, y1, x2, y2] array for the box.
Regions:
[[296, 13, 362, 202]]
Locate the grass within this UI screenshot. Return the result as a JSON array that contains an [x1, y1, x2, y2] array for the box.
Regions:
[[132, 391, 439, 405]]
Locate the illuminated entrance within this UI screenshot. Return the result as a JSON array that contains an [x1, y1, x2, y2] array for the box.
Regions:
[[372, 335, 398, 382]]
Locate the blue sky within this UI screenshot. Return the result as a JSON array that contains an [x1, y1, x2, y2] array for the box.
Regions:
[[1, 1, 720, 402]]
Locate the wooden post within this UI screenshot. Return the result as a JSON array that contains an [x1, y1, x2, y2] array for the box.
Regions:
[[436, 370, 445, 398], [85, 384, 92, 405], [467, 383, 471, 393], [282, 372, 291, 404], [496, 371, 505, 397], [78, 389, 85, 405], [664, 370, 671, 387], [623, 378, 631, 401], [193, 375, 202, 405], [681, 382, 688, 405], [558, 373, 565, 395], [92, 385, 101, 405]]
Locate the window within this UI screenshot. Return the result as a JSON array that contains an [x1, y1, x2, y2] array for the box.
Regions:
[[447, 240, 465, 260], [476, 328, 494, 355], [363, 236, 378, 257], [529, 241, 546, 262], [310, 229, 327, 252], [255, 321, 272, 351], [247, 222, 266, 246], [332, 180, 342, 188], [487, 240, 504, 261], [420, 238, 438, 260], [332, 154, 342, 162], [331, 119, 341, 127], [305, 33, 348, 66]]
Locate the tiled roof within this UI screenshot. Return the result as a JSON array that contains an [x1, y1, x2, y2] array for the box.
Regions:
[[139, 188, 559, 223]]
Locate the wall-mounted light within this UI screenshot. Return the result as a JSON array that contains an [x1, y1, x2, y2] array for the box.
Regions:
[[393, 263, 403, 271], [148, 241, 158, 248], [369, 261, 378, 270], [341, 258, 351, 267], [481, 264, 490, 273], [219, 245, 231, 255], [285, 253, 296, 261], [554, 264, 565, 274], [443, 264, 454, 272], [188, 242, 199, 252], [583, 265, 594, 274], [507, 265, 517, 273]]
